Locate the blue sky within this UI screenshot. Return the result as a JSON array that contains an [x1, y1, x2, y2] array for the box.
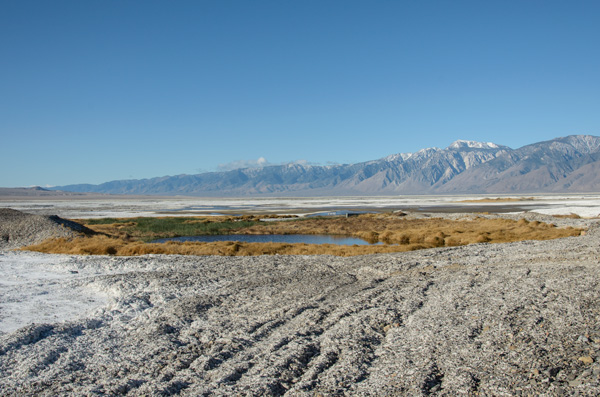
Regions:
[[1, 0, 599, 187]]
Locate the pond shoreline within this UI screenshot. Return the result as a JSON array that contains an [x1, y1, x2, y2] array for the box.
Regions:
[[151, 233, 384, 245]]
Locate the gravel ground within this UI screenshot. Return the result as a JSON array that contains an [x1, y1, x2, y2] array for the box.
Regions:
[[0, 208, 91, 249], [1, 210, 600, 395]]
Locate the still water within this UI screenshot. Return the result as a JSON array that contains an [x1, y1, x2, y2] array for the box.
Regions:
[[153, 234, 382, 245]]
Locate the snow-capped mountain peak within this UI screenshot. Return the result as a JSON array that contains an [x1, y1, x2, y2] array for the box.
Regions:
[[447, 140, 501, 150], [54, 135, 600, 196], [384, 147, 442, 162], [383, 152, 412, 162]]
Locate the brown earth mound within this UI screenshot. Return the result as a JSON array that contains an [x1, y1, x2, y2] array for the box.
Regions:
[[0, 208, 93, 249]]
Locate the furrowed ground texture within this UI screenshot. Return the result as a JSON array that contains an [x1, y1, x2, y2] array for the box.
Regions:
[[0, 210, 599, 395]]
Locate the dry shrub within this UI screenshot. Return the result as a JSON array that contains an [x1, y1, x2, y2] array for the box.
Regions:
[[183, 219, 211, 224], [354, 230, 379, 244], [398, 234, 410, 244], [22, 236, 127, 256], [475, 234, 491, 243], [444, 237, 461, 247], [458, 197, 534, 203], [378, 230, 393, 244], [22, 236, 425, 257], [424, 235, 445, 247], [553, 213, 582, 219], [408, 233, 425, 244]]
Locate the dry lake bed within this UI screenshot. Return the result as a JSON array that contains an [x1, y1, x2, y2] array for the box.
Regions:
[[1, 195, 600, 395], [3, 193, 600, 218]]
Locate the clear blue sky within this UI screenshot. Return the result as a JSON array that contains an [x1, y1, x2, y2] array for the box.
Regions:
[[1, 0, 599, 187]]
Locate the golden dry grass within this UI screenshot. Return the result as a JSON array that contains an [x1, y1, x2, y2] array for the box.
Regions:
[[22, 236, 421, 257], [231, 214, 581, 245], [457, 197, 535, 203], [552, 213, 582, 219], [22, 214, 583, 257]]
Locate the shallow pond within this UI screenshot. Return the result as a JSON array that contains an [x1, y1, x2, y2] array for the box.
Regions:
[[153, 234, 382, 245]]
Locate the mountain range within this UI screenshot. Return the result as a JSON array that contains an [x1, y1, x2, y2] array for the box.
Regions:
[[54, 135, 600, 196]]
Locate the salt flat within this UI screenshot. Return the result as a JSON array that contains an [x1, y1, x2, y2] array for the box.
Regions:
[[2, 194, 600, 218], [0, 251, 109, 334], [1, 198, 600, 395]]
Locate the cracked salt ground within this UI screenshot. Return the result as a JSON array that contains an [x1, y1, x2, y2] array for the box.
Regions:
[[1, 212, 600, 394]]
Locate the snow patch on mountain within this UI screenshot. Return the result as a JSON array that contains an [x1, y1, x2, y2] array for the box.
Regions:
[[447, 140, 503, 150], [52, 135, 600, 196], [383, 152, 413, 162]]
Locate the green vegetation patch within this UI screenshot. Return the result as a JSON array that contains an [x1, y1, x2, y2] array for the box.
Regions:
[[84, 218, 122, 225], [79, 217, 260, 242], [135, 217, 258, 236]]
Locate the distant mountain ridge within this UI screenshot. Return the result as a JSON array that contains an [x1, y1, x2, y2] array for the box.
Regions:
[[54, 135, 600, 196]]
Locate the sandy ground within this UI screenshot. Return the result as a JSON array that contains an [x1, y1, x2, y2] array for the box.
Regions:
[[1, 210, 600, 395]]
